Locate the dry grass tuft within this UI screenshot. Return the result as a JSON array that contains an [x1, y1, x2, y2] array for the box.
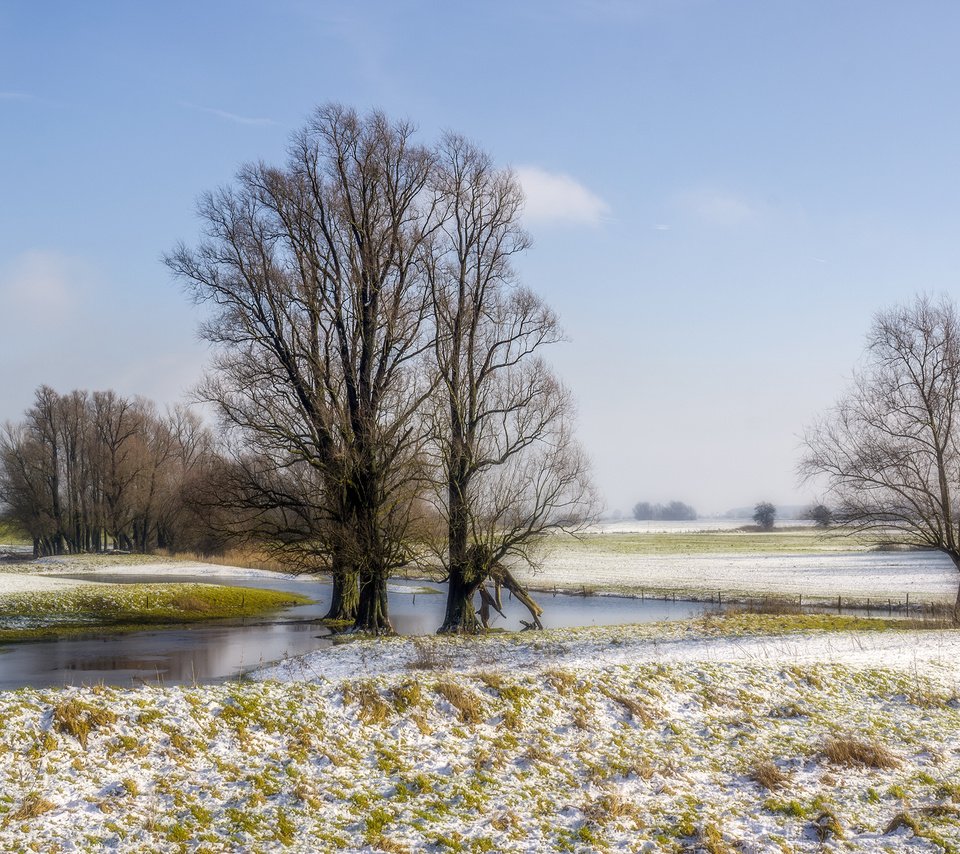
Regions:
[[750, 760, 788, 791], [390, 680, 423, 714], [52, 699, 117, 749], [11, 793, 56, 820], [367, 834, 411, 854], [179, 546, 290, 574], [582, 791, 641, 826], [476, 671, 505, 692], [343, 681, 393, 725], [546, 668, 578, 695], [823, 736, 899, 769], [433, 680, 486, 725], [601, 689, 656, 726], [406, 638, 448, 671]]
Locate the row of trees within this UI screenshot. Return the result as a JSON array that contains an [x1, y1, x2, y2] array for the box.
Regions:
[[631, 500, 696, 521], [0, 387, 215, 556], [166, 105, 597, 634]]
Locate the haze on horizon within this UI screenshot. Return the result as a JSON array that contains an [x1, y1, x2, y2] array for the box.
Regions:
[[3, 1, 960, 516]]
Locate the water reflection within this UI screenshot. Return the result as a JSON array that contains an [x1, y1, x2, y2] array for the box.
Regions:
[[0, 574, 708, 689]]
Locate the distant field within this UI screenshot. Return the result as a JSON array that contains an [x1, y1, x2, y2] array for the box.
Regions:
[[567, 526, 869, 556], [521, 527, 957, 605]]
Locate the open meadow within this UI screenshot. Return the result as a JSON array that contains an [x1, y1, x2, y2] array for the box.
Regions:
[[518, 525, 957, 609], [0, 537, 958, 850]]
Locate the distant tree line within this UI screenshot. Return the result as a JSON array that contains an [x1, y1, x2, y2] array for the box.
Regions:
[[0, 386, 217, 557], [632, 500, 697, 522]]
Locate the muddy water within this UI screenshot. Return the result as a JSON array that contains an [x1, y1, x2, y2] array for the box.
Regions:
[[0, 574, 709, 689]]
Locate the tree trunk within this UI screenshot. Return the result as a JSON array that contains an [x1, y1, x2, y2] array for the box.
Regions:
[[325, 561, 359, 622], [353, 568, 392, 634], [438, 569, 483, 634], [489, 565, 544, 629], [439, 448, 478, 634]]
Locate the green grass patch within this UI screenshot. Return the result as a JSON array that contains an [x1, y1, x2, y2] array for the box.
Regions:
[[0, 583, 311, 642], [558, 529, 871, 556]]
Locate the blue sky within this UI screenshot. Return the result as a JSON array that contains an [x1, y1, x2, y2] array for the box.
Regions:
[[3, 1, 960, 514]]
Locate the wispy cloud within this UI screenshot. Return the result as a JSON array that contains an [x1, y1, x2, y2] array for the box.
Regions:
[[674, 188, 761, 227], [0, 91, 32, 101], [182, 102, 275, 126], [515, 166, 611, 226]]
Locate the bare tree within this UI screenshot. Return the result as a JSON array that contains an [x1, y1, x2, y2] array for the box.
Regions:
[[0, 387, 207, 555], [166, 104, 439, 633], [427, 135, 598, 633], [802, 295, 960, 615]]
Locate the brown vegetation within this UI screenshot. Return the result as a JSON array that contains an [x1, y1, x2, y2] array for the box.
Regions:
[[823, 736, 899, 769]]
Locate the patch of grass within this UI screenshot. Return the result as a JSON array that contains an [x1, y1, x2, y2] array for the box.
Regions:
[[407, 637, 449, 670], [433, 680, 486, 724], [0, 521, 30, 546], [751, 760, 789, 791], [555, 529, 871, 557], [52, 698, 117, 748], [343, 681, 393, 725], [823, 736, 900, 769], [10, 793, 56, 820], [581, 791, 641, 826], [0, 583, 310, 642]]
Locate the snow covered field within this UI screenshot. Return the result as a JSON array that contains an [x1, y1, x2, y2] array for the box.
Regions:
[[28, 553, 288, 580], [523, 546, 958, 604], [586, 519, 816, 534], [1, 619, 959, 851], [256, 620, 960, 684], [2, 548, 959, 849]]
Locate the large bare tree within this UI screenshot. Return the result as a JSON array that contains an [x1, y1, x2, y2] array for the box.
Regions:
[[427, 135, 598, 633], [802, 295, 960, 615], [166, 104, 439, 633]]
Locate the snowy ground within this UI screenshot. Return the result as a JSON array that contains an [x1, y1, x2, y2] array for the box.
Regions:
[[27, 553, 291, 580], [1, 618, 960, 851], [523, 547, 958, 605], [256, 620, 960, 684], [0, 573, 87, 595], [585, 519, 816, 534], [0, 554, 290, 598]]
